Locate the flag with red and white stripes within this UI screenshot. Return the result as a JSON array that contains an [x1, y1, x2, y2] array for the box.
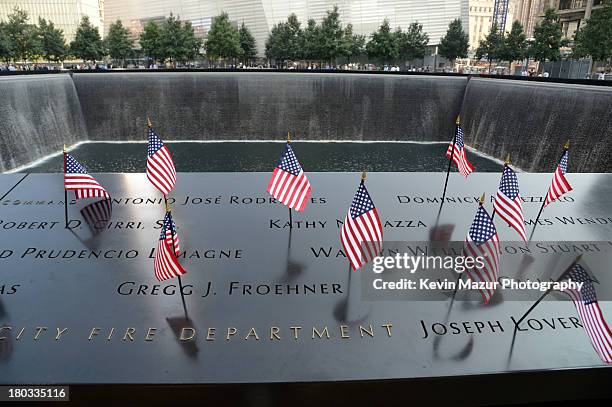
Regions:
[[559, 264, 612, 364], [493, 166, 527, 242], [463, 205, 500, 304], [154, 212, 185, 282], [64, 153, 110, 200], [340, 181, 383, 271], [446, 125, 474, 177], [544, 150, 572, 207], [147, 128, 177, 196], [267, 143, 312, 212]]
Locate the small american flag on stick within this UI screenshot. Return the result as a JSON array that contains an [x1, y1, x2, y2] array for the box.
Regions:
[[64, 153, 109, 200], [493, 164, 527, 242], [340, 172, 383, 271], [446, 122, 474, 178], [147, 119, 177, 196], [267, 139, 312, 212], [544, 149, 572, 207], [154, 211, 185, 282], [558, 264, 612, 364], [463, 196, 500, 304], [80, 198, 112, 236]]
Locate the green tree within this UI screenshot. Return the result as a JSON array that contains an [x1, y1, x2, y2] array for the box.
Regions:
[[37, 18, 67, 63], [265, 14, 302, 64], [139, 21, 163, 64], [341, 23, 365, 61], [238, 22, 257, 64], [572, 0, 612, 65], [105, 20, 132, 65], [319, 6, 344, 64], [501, 21, 527, 62], [366, 19, 398, 64], [475, 24, 505, 70], [205, 12, 241, 64], [397, 21, 429, 61], [301, 18, 321, 61], [438, 19, 469, 66], [3, 8, 41, 62], [180, 20, 202, 62], [0, 23, 9, 62], [70, 16, 105, 63], [530, 8, 566, 62]]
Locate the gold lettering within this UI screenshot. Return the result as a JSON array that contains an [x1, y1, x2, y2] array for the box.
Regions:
[[16, 327, 25, 341], [206, 328, 216, 341], [226, 327, 237, 340], [312, 326, 330, 339], [55, 328, 68, 341], [270, 326, 281, 340], [290, 326, 302, 340], [88, 327, 101, 340], [340, 325, 350, 339], [244, 327, 260, 340], [180, 327, 196, 341], [123, 327, 136, 341], [382, 323, 393, 337], [107, 327, 115, 341], [34, 327, 47, 340], [145, 328, 157, 341], [0, 326, 11, 340], [359, 324, 374, 338]]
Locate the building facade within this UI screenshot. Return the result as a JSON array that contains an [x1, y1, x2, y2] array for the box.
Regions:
[[0, 0, 104, 41], [468, 0, 514, 52], [103, 0, 470, 56]]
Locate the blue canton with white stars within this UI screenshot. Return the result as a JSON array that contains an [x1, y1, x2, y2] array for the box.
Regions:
[[159, 213, 177, 240], [454, 126, 465, 148], [277, 144, 302, 176], [468, 206, 497, 245], [148, 129, 165, 157], [499, 166, 520, 199], [559, 151, 569, 173], [350, 183, 375, 219], [568, 264, 597, 304], [66, 154, 88, 174]]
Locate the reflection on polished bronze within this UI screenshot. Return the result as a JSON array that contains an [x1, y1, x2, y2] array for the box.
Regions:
[[166, 317, 199, 359]]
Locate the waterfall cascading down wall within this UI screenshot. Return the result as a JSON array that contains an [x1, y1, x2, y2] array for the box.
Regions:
[[0, 74, 87, 173], [460, 78, 612, 173], [0, 72, 611, 173], [71, 72, 466, 142]]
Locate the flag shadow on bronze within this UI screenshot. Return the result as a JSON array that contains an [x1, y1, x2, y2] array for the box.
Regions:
[[276, 228, 306, 284], [0, 300, 13, 363], [333, 250, 371, 325], [166, 317, 199, 359]]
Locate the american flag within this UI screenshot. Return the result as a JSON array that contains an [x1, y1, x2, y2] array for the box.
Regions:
[[154, 212, 185, 282], [340, 181, 383, 271], [267, 143, 312, 212], [80, 198, 112, 236], [544, 150, 572, 207], [64, 153, 109, 200], [559, 264, 612, 364], [147, 128, 177, 196], [446, 125, 474, 178], [493, 166, 527, 242], [463, 205, 500, 303]]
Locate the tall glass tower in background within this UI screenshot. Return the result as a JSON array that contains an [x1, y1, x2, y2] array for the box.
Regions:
[[0, 0, 104, 40], [104, 0, 469, 56]]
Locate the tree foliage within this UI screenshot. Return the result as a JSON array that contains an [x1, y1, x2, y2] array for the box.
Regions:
[[438, 19, 469, 63], [475, 24, 504, 63], [502, 21, 527, 62], [366, 19, 398, 64], [572, 0, 612, 63], [530, 8, 566, 62], [265, 14, 302, 62], [105, 20, 132, 63], [239, 22, 257, 63], [139, 21, 163, 63], [70, 16, 105, 62], [341, 23, 365, 59], [397, 22, 429, 61], [37, 18, 67, 62], [318, 6, 344, 63], [4, 8, 41, 62], [301, 18, 321, 60], [160, 14, 202, 65], [205, 12, 241, 61]]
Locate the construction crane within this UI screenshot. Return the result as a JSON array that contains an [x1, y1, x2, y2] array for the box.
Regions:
[[492, 0, 510, 32]]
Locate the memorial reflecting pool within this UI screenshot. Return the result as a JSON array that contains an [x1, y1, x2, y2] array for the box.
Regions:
[[22, 142, 502, 173]]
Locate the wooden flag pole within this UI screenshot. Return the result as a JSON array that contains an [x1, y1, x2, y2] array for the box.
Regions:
[[513, 254, 582, 328], [439, 116, 460, 216], [63, 144, 69, 229], [165, 199, 189, 319], [287, 131, 293, 228], [527, 140, 570, 243]]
